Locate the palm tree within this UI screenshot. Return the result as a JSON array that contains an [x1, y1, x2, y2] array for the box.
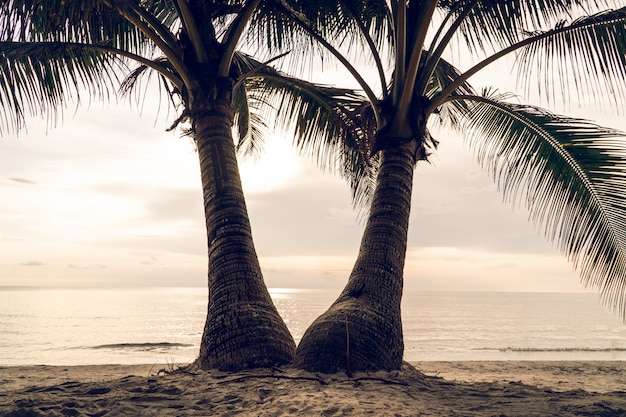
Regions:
[[0, 0, 364, 371], [279, 0, 626, 373]]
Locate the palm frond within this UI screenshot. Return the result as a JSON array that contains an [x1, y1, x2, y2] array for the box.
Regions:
[[445, 0, 617, 54], [232, 82, 269, 160], [514, 7, 626, 108], [118, 56, 179, 120], [235, 111, 268, 160], [142, 0, 181, 32], [426, 56, 476, 129], [246, 1, 314, 69], [0, 41, 124, 134], [250, 0, 393, 84], [0, 1, 189, 134], [459, 90, 626, 317], [233, 52, 377, 209], [0, 0, 151, 54], [427, 5, 626, 116], [291, 0, 393, 61]]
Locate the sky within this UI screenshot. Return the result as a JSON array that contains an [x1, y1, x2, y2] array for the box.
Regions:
[[2, 94, 623, 294], [1, 37, 625, 295]]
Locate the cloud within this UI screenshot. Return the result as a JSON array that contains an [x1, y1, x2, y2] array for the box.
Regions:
[[142, 188, 204, 223], [9, 177, 37, 185], [407, 137, 553, 255], [245, 170, 363, 258], [140, 255, 160, 265], [68, 264, 109, 270], [21, 261, 44, 266]]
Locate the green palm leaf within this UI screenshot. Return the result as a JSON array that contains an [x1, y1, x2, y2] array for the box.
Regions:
[[460, 91, 626, 316]]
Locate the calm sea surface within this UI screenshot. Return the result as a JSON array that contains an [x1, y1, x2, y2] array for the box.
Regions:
[[1, 287, 626, 366]]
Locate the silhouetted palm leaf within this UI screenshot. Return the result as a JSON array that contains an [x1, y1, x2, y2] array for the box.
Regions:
[[460, 91, 626, 314], [515, 8, 626, 106], [232, 53, 376, 207], [0, 42, 124, 134]]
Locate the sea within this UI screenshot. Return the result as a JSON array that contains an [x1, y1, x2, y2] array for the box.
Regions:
[[2, 287, 626, 366]]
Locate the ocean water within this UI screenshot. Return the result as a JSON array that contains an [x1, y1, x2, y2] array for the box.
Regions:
[[1, 287, 626, 366]]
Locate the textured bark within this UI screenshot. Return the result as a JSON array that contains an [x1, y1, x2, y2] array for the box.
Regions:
[[195, 78, 295, 371], [293, 145, 415, 374]]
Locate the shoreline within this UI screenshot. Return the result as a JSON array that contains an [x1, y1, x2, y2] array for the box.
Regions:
[[2, 361, 625, 416]]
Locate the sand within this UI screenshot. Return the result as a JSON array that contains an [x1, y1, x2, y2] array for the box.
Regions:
[[1, 361, 625, 416]]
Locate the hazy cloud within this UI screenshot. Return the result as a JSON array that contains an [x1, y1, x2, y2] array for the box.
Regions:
[[21, 261, 44, 267], [9, 177, 37, 185], [143, 188, 204, 223], [67, 264, 109, 270], [140, 255, 160, 265], [246, 174, 363, 258]]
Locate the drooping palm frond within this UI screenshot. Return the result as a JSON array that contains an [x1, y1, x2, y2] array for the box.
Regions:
[[427, 5, 626, 116], [289, 0, 393, 73], [117, 55, 180, 123], [514, 7, 626, 107], [232, 81, 270, 160], [250, 0, 393, 97], [444, 0, 619, 55], [256, 0, 392, 58], [142, 0, 181, 32], [231, 52, 377, 209], [255, 74, 375, 205], [457, 90, 626, 317], [0, 0, 189, 134], [0, 42, 124, 134], [0, 0, 150, 52], [425, 56, 476, 129]]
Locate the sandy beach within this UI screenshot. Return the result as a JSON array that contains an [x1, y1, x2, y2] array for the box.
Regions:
[[1, 361, 625, 416]]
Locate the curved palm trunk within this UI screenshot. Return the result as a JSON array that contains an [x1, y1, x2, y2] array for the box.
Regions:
[[195, 78, 296, 371], [293, 145, 415, 374]]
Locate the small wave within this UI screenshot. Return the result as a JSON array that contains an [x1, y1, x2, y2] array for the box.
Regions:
[[494, 347, 626, 353], [91, 342, 194, 351]]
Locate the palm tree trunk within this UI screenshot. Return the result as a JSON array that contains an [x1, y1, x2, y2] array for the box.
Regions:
[[194, 77, 295, 371], [293, 144, 415, 374]]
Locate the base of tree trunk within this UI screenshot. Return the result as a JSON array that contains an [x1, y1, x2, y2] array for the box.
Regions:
[[197, 301, 296, 371], [293, 295, 403, 374]]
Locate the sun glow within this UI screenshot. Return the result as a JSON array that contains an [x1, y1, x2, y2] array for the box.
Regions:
[[238, 137, 303, 194]]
